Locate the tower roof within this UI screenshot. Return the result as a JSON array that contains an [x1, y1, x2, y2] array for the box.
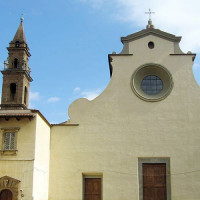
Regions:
[[12, 17, 27, 43]]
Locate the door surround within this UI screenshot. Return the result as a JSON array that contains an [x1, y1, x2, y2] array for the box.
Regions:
[[0, 176, 20, 200]]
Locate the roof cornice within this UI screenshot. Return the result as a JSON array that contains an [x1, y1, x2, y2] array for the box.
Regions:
[[121, 28, 181, 43]]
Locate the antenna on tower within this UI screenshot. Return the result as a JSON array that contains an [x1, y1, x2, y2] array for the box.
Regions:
[[20, 14, 24, 22]]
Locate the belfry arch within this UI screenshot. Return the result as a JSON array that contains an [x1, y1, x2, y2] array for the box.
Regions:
[[10, 83, 16, 101]]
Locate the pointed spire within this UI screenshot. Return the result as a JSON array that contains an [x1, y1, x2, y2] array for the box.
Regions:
[[12, 16, 27, 43]]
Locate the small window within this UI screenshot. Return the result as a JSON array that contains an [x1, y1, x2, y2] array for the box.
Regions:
[[4, 132, 16, 150], [148, 41, 154, 49], [10, 83, 16, 101], [1, 127, 19, 155], [15, 41, 20, 47]]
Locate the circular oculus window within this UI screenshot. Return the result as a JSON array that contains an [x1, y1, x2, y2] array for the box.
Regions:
[[148, 41, 154, 49], [131, 64, 173, 101], [141, 75, 163, 95]]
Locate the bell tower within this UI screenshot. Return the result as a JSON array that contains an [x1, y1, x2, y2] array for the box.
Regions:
[[0, 17, 32, 110]]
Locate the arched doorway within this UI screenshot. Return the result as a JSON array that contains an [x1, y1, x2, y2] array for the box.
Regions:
[[0, 176, 20, 200], [0, 190, 12, 200]]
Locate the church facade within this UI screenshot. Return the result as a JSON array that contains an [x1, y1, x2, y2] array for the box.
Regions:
[[0, 18, 200, 200]]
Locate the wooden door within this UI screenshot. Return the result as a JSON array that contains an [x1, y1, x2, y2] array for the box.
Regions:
[[84, 178, 101, 200], [143, 163, 166, 200], [0, 190, 12, 200]]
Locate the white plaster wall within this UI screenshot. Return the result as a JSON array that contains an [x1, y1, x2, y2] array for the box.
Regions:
[[49, 34, 200, 200], [0, 117, 36, 200], [32, 114, 50, 200]]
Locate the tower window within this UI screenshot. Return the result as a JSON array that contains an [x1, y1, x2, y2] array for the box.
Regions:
[[15, 41, 20, 47], [14, 58, 18, 68], [24, 86, 27, 104], [10, 83, 16, 101]]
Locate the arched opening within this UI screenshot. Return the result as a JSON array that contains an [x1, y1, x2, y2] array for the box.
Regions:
[[10, 83, 16, 101], [15, 41, 20, 47], [13, 59, 18, 68], [0, 189, 12, 200], [24, 86, 27, 104]]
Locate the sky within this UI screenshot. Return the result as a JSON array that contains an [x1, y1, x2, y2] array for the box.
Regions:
[[0, 0, 200, 124]]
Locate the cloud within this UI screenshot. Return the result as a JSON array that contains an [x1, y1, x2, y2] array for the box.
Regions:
[[29, 91, 40, 101], [73, 87, 81, 93], [72, 87, 102, 100], [47, 97, 60, 103], [79, 0, 200, 52], [29, 91, 40, 109], [81, 88, 102, 100]]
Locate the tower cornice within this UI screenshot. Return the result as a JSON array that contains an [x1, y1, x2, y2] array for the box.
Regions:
[[1, 69, 33, 82], [7, 46, 31, 57]]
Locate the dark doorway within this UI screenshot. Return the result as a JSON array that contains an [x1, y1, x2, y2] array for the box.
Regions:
[[0, 189, 12, 200], [84, 178, 101, 200], [143, 163, 167, 200]]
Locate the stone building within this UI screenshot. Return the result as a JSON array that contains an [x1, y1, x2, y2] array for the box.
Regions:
[[0, 17, 200, 200]]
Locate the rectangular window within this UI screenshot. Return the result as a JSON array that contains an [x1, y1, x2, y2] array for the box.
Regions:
[[138, 158, 171, 200], [83, 176, 102, 200], [4, 132, 16, 150], [1, 127, 19, 155]]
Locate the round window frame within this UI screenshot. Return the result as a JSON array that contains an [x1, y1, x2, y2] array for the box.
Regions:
[[148, 41, 155, 49], [131, 63, 173, 102]]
